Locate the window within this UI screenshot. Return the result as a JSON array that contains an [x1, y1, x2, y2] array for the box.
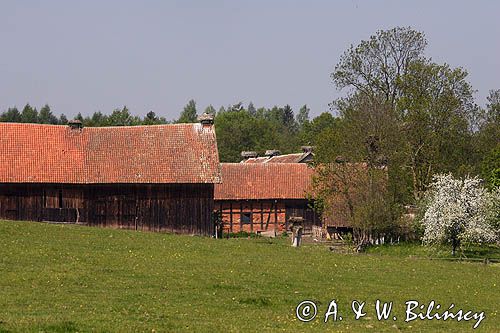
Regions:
[[240, 212, 252, 224]]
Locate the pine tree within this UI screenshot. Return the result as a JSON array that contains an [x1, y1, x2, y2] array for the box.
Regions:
[[38, 104, 58, 124], [204, 105, 216, 115], [59, 114, 68, 124], [21, 104, 38, 123], [0, 107, 22, 122], [248, 102, 257, 116], [177, 99, 198, 123]]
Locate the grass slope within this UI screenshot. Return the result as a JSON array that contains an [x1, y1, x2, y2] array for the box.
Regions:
[[0, 220, 498, 332]]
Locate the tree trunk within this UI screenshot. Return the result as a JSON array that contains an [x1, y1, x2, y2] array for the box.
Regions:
[[451, 237, 459, 256]]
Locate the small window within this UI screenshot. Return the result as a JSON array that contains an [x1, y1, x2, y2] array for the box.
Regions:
[[240, 212, 252, 224]]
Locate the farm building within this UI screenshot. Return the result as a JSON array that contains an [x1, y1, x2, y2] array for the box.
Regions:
[[240, 146, 314, 164], [0, 118, 221, 235], [214, 163, 319, 235]]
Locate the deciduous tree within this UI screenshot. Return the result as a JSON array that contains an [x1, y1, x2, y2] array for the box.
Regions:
[[420, 174, 498, 256]]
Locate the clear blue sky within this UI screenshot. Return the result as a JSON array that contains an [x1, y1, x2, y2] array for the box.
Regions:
[[0, 0, 498, 120]]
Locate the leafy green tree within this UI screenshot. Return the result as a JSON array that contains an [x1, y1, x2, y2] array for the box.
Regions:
[[482, 146, 500, 188], [397, 60, 477, 199], [473, 90, 500, 175], [107, 106, 141, 126], [332, 26, 427, 106], [485, 89, 500, 123], [336, 94, 412, 204], [177, 99, 198, 123], [299, 112, 340, 158], [215, 110, 261, 162], [296, 104, 310, 129], [329, 26, 479, 204], [214, 107, 300, 162]]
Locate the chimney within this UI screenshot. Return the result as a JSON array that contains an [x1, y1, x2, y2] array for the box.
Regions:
[[241, 151, 258, 159], [264, 150, 281, 157], [301, 146, 314, 153], [198, 112, 214, 126], [68, 119, 83, 130], [335, 155, 346, 164]]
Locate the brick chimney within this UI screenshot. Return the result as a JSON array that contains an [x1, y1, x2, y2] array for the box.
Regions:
[[68, 119, 83, 130], [264, 150, 281, 157], [241, 151, 258, 159], [198, 112, 214, 127], [301, 146, 314, 153]]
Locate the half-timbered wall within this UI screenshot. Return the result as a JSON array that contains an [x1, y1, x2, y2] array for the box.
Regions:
[[215, 199, 320, 234]]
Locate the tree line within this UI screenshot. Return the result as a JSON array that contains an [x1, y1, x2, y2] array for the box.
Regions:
[[0, 104, 169, 127]]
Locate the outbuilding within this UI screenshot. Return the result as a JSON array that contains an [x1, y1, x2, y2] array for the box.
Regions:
[[214, 163, 319, 235]]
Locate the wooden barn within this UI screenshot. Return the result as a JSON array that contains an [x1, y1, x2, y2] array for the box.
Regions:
[[0, 118, 221, 235], [214, 163, 319, 235]]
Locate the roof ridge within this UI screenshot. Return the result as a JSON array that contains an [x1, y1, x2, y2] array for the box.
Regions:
[[0, 122, 199, 129], [0, 122, 63, 127]]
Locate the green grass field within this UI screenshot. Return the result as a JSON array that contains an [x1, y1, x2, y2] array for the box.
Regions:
[[0, 220, 498, 332]]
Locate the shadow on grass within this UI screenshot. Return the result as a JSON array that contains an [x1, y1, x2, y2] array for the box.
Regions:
[[365, 242, 500, 260]]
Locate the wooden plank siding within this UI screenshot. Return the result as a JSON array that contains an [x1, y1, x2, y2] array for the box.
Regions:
[[215, 199, 320, 234], [0, 183, 214, 235]]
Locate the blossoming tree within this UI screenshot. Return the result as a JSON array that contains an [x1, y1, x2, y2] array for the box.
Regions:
[[421, 174, 498, 256]]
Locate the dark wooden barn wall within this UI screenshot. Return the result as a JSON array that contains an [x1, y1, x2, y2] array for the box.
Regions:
[[215, 199, 320, 234], [0, 183, 214, 235]]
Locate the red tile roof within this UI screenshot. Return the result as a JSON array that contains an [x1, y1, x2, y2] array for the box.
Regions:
[[240, 156, 269, 164], [215, 163, 314, 200], [0, 122, 221, 184], [267, 153, 309, 163], [241, 152, 313, 164]]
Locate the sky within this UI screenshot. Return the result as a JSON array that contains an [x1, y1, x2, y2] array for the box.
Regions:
[[0, 0, 499, 120]]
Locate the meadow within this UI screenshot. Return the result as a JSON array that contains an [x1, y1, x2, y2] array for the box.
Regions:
[[0, 220, 498, 332]]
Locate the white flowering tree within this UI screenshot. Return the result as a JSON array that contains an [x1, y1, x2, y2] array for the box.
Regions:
[[421, 174, 498, 256]]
